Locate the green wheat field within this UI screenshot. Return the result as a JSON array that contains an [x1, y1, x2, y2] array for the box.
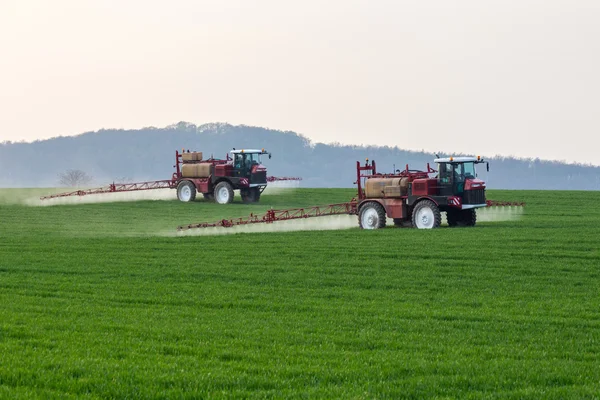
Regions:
[[0, 188, 599, 399]]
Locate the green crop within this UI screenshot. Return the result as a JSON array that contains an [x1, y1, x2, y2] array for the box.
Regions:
[[0, 188, 598, 398]]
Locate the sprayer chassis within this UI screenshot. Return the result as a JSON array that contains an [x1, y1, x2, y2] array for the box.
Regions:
[[354, 160, 488, 225], [176, 199, 522, 231]]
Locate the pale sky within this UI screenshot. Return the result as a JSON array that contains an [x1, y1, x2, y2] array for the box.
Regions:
[[1, 0, 599, 165]]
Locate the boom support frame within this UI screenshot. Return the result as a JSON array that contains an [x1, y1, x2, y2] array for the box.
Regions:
[[40, 180, 177, 200], [177, 202, 357, 231]]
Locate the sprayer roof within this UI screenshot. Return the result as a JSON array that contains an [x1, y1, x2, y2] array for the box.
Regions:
[[434, 157, 482, 163], [230, 149, 267, 154]]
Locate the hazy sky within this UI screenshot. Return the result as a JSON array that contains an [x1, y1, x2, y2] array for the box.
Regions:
[[1, 0, 599, 165]]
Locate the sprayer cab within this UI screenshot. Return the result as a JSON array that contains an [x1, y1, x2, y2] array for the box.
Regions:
[[230, 149, 270, 186], [433, 156, 487, 209]]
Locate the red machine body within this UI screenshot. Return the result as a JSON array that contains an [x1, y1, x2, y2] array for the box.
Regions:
[[171, 149, 270, 204], [355, 157, 491, 229], [411, 179, 438, 196]]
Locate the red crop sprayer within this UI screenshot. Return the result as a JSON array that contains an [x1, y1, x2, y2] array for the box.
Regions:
[[40, 148, 301, 204], [177, 156, 524, 231]]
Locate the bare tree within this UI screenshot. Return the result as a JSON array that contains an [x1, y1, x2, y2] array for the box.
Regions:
[[58, 169, 92, 187]]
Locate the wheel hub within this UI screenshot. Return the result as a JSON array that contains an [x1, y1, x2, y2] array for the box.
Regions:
[[361, 207, 379, 229], [216, 187, 230, 203], [416, 208, 434, 229], [180, 186, 191, 201]]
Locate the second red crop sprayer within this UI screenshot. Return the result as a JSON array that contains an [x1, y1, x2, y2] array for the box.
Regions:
[[178, 156, 524, 231], [40, 148, 301, 204]]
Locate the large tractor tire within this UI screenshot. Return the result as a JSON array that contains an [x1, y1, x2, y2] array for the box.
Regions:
[[177, 181, 196, 202], [446, 210, 460, 227], [214, 181, 234, 204], [412, 200, 441, 229], [461, 209, 477, 226], [359, 202, 387, 230], [447, 209, 476, 227], [203, 192, 215, 202], [241, 187, 261, 204]]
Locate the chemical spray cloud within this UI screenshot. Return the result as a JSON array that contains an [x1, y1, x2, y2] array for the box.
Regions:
[[169, 215, 358, 237], [169, 208, 524, 237], [23, 189, 175, 207], [25, 184, 300, 207], [261, 180, 300, 194], [474, 206, 524, 222]]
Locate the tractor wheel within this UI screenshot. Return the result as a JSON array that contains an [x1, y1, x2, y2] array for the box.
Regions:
[[446, 210, 460, 227], [214, 181, 234, 204], [203, 192, 215, 202], [412, 200, 441, 229], [241, 187, 261, 204], [177, 181, 196, 202], [447, 209, 476, 227], [461, 209, 477, 227], [359, 202, 387, 230]]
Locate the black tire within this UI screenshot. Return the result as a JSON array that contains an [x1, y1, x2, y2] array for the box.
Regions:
[[461, 209, 477, 227], [359, 202, 387, 230], [241, 187, 261, 204], [203, 192, 215, 202], [446, 210, 460, 227], [214, 181, 234, 204], [412, 200, 441, 229], [176, 181, 196, 202], [447, 209, 476, 227]]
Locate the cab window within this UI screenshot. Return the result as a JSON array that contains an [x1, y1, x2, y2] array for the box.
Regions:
[[439, 163, 454, 184], [463, 162, 476, 179], [234, 154, 245, 169], [247, 153, 261, 164]]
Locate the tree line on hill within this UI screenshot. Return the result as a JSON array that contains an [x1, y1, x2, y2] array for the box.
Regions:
[[1, 122, 599, 190]]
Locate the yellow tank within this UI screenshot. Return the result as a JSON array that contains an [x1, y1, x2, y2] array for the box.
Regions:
[[365, 177, 408, 198], [181, 152, 203, 162], [181, 163, 212, 178]]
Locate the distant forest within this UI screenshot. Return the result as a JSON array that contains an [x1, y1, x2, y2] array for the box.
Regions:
[[1, 122, 599, 190]]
